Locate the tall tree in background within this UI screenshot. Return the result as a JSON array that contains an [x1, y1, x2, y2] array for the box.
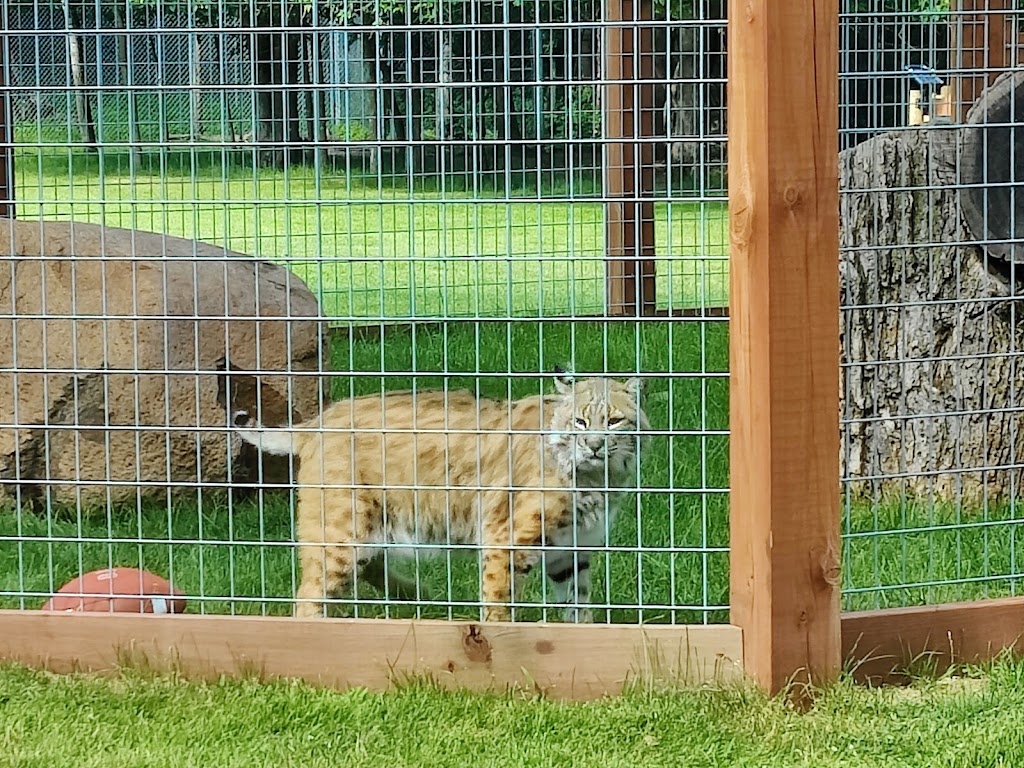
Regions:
[[61, 0, 97, 149]]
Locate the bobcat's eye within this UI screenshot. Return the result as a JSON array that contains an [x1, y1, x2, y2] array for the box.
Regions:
[[607, 416, 624, 427], [574, 417, 588, 430]]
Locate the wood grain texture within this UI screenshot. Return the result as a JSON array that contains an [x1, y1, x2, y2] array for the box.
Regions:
[[953, 0, 1012, 121], [843, 598, 1024, 684], [727, 0, 842, 695], [604, 0, 657, 317], [0, 611, 743, 701]]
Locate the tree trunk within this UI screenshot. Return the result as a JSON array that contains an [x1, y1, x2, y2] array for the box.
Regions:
[[114, 5, 142, 162], [302, 32, 314, 148], [67, 31, 96, 150], [190, 31, 203, 140], [840, 74, 1024, 503], [254, 28, 284, 167], [315, 40, 328, 164], [151, 33, 170, 144], [436, 30, 451, 141], [284, 23, 302, 155], [668, 35, 697, 168]]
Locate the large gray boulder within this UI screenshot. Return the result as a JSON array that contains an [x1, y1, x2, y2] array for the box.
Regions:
[[0, 219, 325, 510]]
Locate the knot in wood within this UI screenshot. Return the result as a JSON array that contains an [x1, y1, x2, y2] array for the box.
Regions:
[[815, 543, 841, 588], [462, 624, 493, 664], [730, 197, 753, 245], [782, 185, 802, 209]]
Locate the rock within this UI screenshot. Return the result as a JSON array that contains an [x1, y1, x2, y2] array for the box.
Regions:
[[0, 219, 325, 510]]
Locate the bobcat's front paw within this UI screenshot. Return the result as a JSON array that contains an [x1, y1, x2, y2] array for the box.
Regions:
[[294, 599, 326, 618], [561, 606, 594, 624]]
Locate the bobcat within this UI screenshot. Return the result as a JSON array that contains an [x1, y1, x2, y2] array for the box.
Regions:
[[232, 369, 650, 622]]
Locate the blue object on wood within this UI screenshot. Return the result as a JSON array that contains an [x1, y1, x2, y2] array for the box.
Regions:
[[905, 65, 944, 87]]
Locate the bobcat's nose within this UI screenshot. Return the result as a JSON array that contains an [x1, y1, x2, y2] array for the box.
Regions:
[[586, 437, 604, 456]]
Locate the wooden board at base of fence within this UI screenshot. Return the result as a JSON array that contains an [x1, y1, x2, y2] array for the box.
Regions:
[[842, 596, 1024, 684], [0, 611, 743, 700]]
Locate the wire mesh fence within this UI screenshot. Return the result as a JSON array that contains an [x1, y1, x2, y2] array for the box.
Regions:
[[1, 0, 1021, 629], [0, 0, 730, 624], [838, 0, 1024, 611]]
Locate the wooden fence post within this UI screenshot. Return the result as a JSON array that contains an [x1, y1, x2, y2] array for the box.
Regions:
[[952, 0, 1011, 121], [605, 0, 657, 317], [0, 14, 14, 218], [728, 0, 841, 696]]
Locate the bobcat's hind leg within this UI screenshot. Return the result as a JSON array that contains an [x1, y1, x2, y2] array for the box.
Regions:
[[481, 547, 537, 623], [544, 550, 594, 623], [295, 543, 356, 618], [294, 488, 378, 618]]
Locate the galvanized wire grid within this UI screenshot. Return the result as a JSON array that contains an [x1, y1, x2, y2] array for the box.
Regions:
[[0, 0, 729, 623], [838, 0, 1024, 611]]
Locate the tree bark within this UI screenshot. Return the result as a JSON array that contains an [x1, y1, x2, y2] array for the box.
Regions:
[[315, 38, 328, 164], [114, 5, 142, 162], [668, 27, 698, 168], [190, 30, 203, 140], [302, 31, 314, 148], [840, 117, 1024, 503], [436, 30, 451, 141], [284, 22, 302, 150], [254, 27, 284, 166], [67, 30, 96, 149], [152, 33, 170, 144]]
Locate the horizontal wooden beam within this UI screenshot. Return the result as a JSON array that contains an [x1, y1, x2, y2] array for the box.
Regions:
[[842, 597, 1024, 684], [327, 308, 731, 340], [0, 611, 743, 701]]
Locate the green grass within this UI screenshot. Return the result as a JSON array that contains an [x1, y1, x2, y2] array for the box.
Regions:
[[0, 320, 731, 624], [3, 320, 1024, 620], [843, 498, 1024, 610], [7, 143, 1024, 622], [3, 660, 1024, 767], [13, 146, 730, 319]]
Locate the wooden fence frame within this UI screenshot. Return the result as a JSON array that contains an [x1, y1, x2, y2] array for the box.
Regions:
[[605, 0, 659, 316], [2, 0, 1024, 703], [952, 0, 1014, 122], [727, 0, 843, 695]]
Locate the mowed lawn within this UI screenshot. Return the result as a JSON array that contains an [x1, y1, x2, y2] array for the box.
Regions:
[[2, 320, 1023, 621], [0, 320, 732, 624], [3, 144, 1024, 622], [3, 660, 1024, 768], [13, 147, 730, 319]]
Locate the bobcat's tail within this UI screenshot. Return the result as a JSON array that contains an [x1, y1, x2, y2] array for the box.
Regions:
[[231, 410, 296, 456]]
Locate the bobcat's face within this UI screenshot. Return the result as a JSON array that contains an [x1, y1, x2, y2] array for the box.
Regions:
[[547, 372, 650, 478]]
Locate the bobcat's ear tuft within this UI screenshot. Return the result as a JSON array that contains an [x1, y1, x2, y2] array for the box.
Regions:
[[553, 365, 575, 394], [624, 377, 644, 400]]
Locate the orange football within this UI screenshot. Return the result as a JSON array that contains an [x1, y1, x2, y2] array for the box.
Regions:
[[40, 567, 187, 614]]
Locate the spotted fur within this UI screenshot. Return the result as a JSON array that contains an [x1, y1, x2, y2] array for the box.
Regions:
[[233, 371, 649, 622]]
